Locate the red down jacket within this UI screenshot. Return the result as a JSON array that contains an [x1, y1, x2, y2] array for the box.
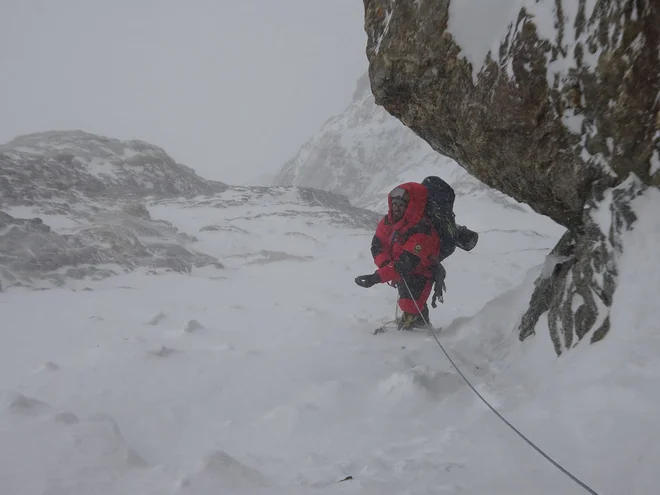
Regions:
[[371, 182, 441, 283]]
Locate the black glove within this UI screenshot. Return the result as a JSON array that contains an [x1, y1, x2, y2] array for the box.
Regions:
[[431, 264, 447, 308], [431, 278, 447, 308], [355, 272, 381, 288]]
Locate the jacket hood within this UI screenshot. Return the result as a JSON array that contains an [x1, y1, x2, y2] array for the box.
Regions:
[[387, 182, 428, 233]]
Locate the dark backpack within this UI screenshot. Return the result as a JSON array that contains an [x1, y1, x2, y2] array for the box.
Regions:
[[421, 176, 478, 261], [422, 176, 458, 261]]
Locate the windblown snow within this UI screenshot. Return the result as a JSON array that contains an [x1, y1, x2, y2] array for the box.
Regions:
[[4, 143, 660, 495]]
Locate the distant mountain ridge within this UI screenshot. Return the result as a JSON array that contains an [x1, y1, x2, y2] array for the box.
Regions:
[[274, 72, 521, 213], [0, 130, 228, 207], [0, 131, 378, 291]]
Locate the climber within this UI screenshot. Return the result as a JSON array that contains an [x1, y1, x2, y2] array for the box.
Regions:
[[354, 182, 441, 329]]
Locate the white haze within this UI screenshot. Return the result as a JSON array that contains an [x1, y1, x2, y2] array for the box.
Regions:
[[0, 0, 367, 184]]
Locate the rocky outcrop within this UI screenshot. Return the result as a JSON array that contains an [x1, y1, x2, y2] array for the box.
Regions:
[[0, 130, 227, 206], [0, 207, 222, 290], [518, 176, 646, 353], [362, 0, 660, 352], [0, 131, 230, 290], [363, 0, 659, 228]]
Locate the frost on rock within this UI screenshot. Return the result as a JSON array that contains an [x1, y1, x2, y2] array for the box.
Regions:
[[363, 0, 660, 228], [651, 149, 660, 180], [519, 175, 647, 355]]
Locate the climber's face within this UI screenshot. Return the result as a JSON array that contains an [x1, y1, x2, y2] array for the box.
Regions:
[[392, 199, 407, 222], [389, 187, 409, 222]]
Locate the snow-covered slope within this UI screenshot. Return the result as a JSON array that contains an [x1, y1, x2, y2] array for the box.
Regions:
[[2, 161, 657, 493], [0, 162, 567, 494], [436, 185, 660, 494], [274, 72, 517, 213], [0, 131, 376, 290], [0, 131, 228, 289]]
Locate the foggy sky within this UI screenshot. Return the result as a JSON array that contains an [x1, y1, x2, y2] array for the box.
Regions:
[[1, 0, 368, 184]]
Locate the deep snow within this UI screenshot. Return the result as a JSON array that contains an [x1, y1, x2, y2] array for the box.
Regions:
[[1, 183, 659, 494]]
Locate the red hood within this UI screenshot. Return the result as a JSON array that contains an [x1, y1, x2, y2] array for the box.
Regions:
[[387, 182, 428, 233]]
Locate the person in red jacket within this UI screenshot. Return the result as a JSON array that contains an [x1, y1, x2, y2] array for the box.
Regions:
[[354, 182, 441, 329]]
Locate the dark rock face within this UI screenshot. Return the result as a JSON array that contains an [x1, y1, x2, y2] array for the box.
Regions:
[[363, 0, 660, 353], [363, 0, 660, 228]]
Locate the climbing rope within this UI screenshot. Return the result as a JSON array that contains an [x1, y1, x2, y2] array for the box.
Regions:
[[400, 276, 601, 495]]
